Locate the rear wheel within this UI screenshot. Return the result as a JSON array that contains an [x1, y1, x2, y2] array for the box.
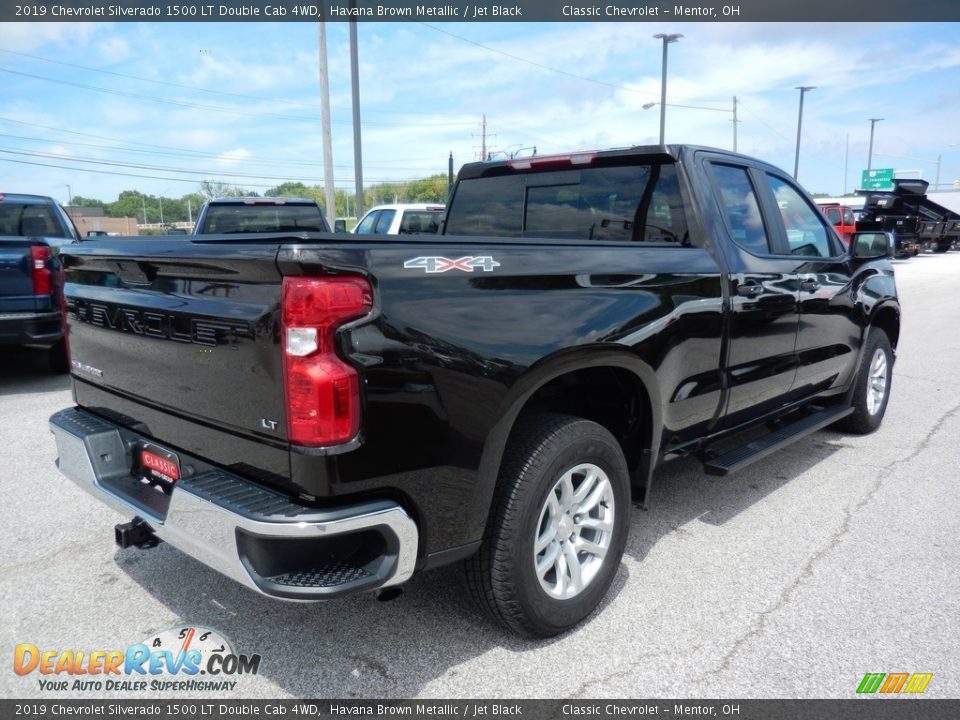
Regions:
[[836, 328, 892, 434], [465, 414, 631, 637], [48, 339, 69, 373]]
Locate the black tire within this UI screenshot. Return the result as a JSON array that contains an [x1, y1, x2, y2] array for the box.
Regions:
[[835, 328, 892, 434], [48, 339, 70, 373], [934, 240, 950, 254], [465, 413, 631, 637]]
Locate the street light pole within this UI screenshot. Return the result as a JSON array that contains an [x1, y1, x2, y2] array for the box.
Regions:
[[867, 118, 883, 172], [653, 33, 682, 145], [349, 5, 364, 220], [793, 85, 815, 180]]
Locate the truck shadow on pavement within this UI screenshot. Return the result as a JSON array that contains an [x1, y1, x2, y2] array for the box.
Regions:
[[0, 346, 70, 396], [114, 430, 844, 698]]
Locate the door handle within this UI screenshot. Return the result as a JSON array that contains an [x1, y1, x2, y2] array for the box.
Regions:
[[800, 279, 820, 293], [736, 282, 763, 297]]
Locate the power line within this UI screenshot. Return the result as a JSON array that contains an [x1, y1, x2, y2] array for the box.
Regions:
[[0, 67, 476, 128], [0, 46, 474, 119], [421, 24, 731, 104], [0, 146, 330, 181], [0, 116, 445, 169], [0, 156, 427, 188], [0, 130, 443, 172], [421, 23, 660, 99]]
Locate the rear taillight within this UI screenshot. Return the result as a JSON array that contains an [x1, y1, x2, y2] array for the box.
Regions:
[[30, 245, 52, 295], [281, 276, 373, 447]]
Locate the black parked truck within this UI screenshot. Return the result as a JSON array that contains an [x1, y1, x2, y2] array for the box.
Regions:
[[856, 179, 960, 256], [49, 146, 900, 636]]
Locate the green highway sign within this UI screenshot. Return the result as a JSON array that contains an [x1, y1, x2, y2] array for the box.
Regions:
[[862, 168, 895, 190]]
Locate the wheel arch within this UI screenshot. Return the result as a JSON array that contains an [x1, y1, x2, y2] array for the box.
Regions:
[[475, 348, 662, 530], [870, 301, 901, 349]]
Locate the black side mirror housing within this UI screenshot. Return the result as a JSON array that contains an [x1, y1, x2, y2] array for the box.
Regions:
[[850, 231, 894, 260], [334, 219, 347, 233]]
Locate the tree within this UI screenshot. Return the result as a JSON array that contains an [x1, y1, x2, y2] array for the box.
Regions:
[[106, 190, 151, 222], [69, 196, 105, 210], [199, 180, 257, 200], [404, 174, 451, 203], [264, 181, 313, 197]]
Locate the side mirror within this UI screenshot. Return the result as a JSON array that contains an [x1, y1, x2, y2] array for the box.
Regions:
[[334, 219, 347, 233], [850, 231, 894, 260]]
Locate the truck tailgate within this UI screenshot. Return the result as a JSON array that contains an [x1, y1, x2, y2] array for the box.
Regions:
[[0, 237, 42, 310], [62, 238, 291, 482]]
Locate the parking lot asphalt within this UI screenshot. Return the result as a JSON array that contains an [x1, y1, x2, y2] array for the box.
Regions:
[[2, 252, 959, 701]]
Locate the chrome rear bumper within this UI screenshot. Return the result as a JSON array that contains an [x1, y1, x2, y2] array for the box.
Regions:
[[50, 407, 418, 600]]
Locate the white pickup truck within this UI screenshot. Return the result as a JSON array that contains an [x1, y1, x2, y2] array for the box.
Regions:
[[352, 203, 444, 235]]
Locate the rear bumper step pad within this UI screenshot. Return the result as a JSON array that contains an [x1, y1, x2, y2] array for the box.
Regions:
[[49, 407, 419, 600]]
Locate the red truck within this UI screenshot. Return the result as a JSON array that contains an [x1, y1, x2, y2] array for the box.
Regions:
[[817, 202, 857, 246]]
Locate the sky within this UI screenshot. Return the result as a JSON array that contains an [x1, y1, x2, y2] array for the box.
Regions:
[[1, 20, 959, 205]]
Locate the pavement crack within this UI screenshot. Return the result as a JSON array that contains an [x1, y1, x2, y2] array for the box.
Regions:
[[571, 643, 705, 697], [696, 399, 960, 685]]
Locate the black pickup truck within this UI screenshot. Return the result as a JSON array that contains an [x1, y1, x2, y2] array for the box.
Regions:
[[50, 146, 900, 637], [193, 196, 330, 235], [1, 193, 79, 371]]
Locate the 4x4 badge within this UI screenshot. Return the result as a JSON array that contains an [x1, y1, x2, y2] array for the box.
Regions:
[[403, 256, 501, 273]]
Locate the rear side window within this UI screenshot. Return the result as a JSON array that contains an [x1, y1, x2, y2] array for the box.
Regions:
[[767, 175, 835, 258], [825, 207, 840, 225], [445, 163, 689, 244], [712, 164, 770, 255], [0, 203, 68, 238]]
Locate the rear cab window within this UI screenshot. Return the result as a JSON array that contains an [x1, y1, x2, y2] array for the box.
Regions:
[[398, 211, 442, 234], [0, 202, 69, 239], [445, 161, 692, 246], [201, 202, 328, 233]]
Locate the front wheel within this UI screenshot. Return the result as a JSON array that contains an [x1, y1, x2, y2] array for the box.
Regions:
[[836, 328, 893, 434], [465, 414, 631, 637]]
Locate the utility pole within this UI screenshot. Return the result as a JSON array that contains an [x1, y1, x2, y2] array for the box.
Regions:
[[843, 133, 849, 195], [867, 118, 883, 172], [318, 20, 337, 229], [481, 114, 487, 160], [66, 184, 72, 206], [141, 196, 147, 224], [349, 6, 364, 219], [793, 85, 815, 180], [934, 154, 942, 190], [187, 198, 193, 225], [731, 96, 739, 152], [448, 152, 454, 193]]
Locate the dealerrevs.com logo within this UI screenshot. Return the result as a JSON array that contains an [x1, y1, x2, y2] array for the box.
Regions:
[[14, 626, 260, 693]]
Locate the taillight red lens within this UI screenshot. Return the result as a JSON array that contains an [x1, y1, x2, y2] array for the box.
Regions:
[[281, 276, 373, 447], [30, 245, 52, 295]]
